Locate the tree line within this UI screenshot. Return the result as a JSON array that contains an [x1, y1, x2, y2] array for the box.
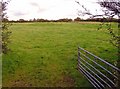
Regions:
[[5, 17, 118, 23]]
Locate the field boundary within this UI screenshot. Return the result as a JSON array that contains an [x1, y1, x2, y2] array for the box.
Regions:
[[78, 47, 120, 88]]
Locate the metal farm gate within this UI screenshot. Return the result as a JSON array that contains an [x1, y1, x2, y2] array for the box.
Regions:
[[78, 47, 120, 89]]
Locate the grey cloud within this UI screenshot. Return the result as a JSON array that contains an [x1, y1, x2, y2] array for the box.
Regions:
[[37, 7, 47, 13], [30, 2, 39, 7], [30, 2, 46, 13], [13, 12, 28, 16]]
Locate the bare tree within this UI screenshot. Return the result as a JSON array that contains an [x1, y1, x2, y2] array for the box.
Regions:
[[76, 0, 120, 87], [76, 0, 119, 47]]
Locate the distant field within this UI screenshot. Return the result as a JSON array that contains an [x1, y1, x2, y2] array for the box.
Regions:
[[2, 22, 118, 87]]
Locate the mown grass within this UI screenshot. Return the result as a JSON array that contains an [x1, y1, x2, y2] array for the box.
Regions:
[[2, 22, 118, 87]]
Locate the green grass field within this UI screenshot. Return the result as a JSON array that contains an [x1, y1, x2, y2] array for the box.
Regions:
[[2, 22, 118, 87]]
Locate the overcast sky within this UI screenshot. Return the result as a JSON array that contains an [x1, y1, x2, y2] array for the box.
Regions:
[[6, 0, 101, 20]]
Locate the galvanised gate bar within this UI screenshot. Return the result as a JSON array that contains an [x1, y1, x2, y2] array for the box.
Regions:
[[78, 47, 120, 89]]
